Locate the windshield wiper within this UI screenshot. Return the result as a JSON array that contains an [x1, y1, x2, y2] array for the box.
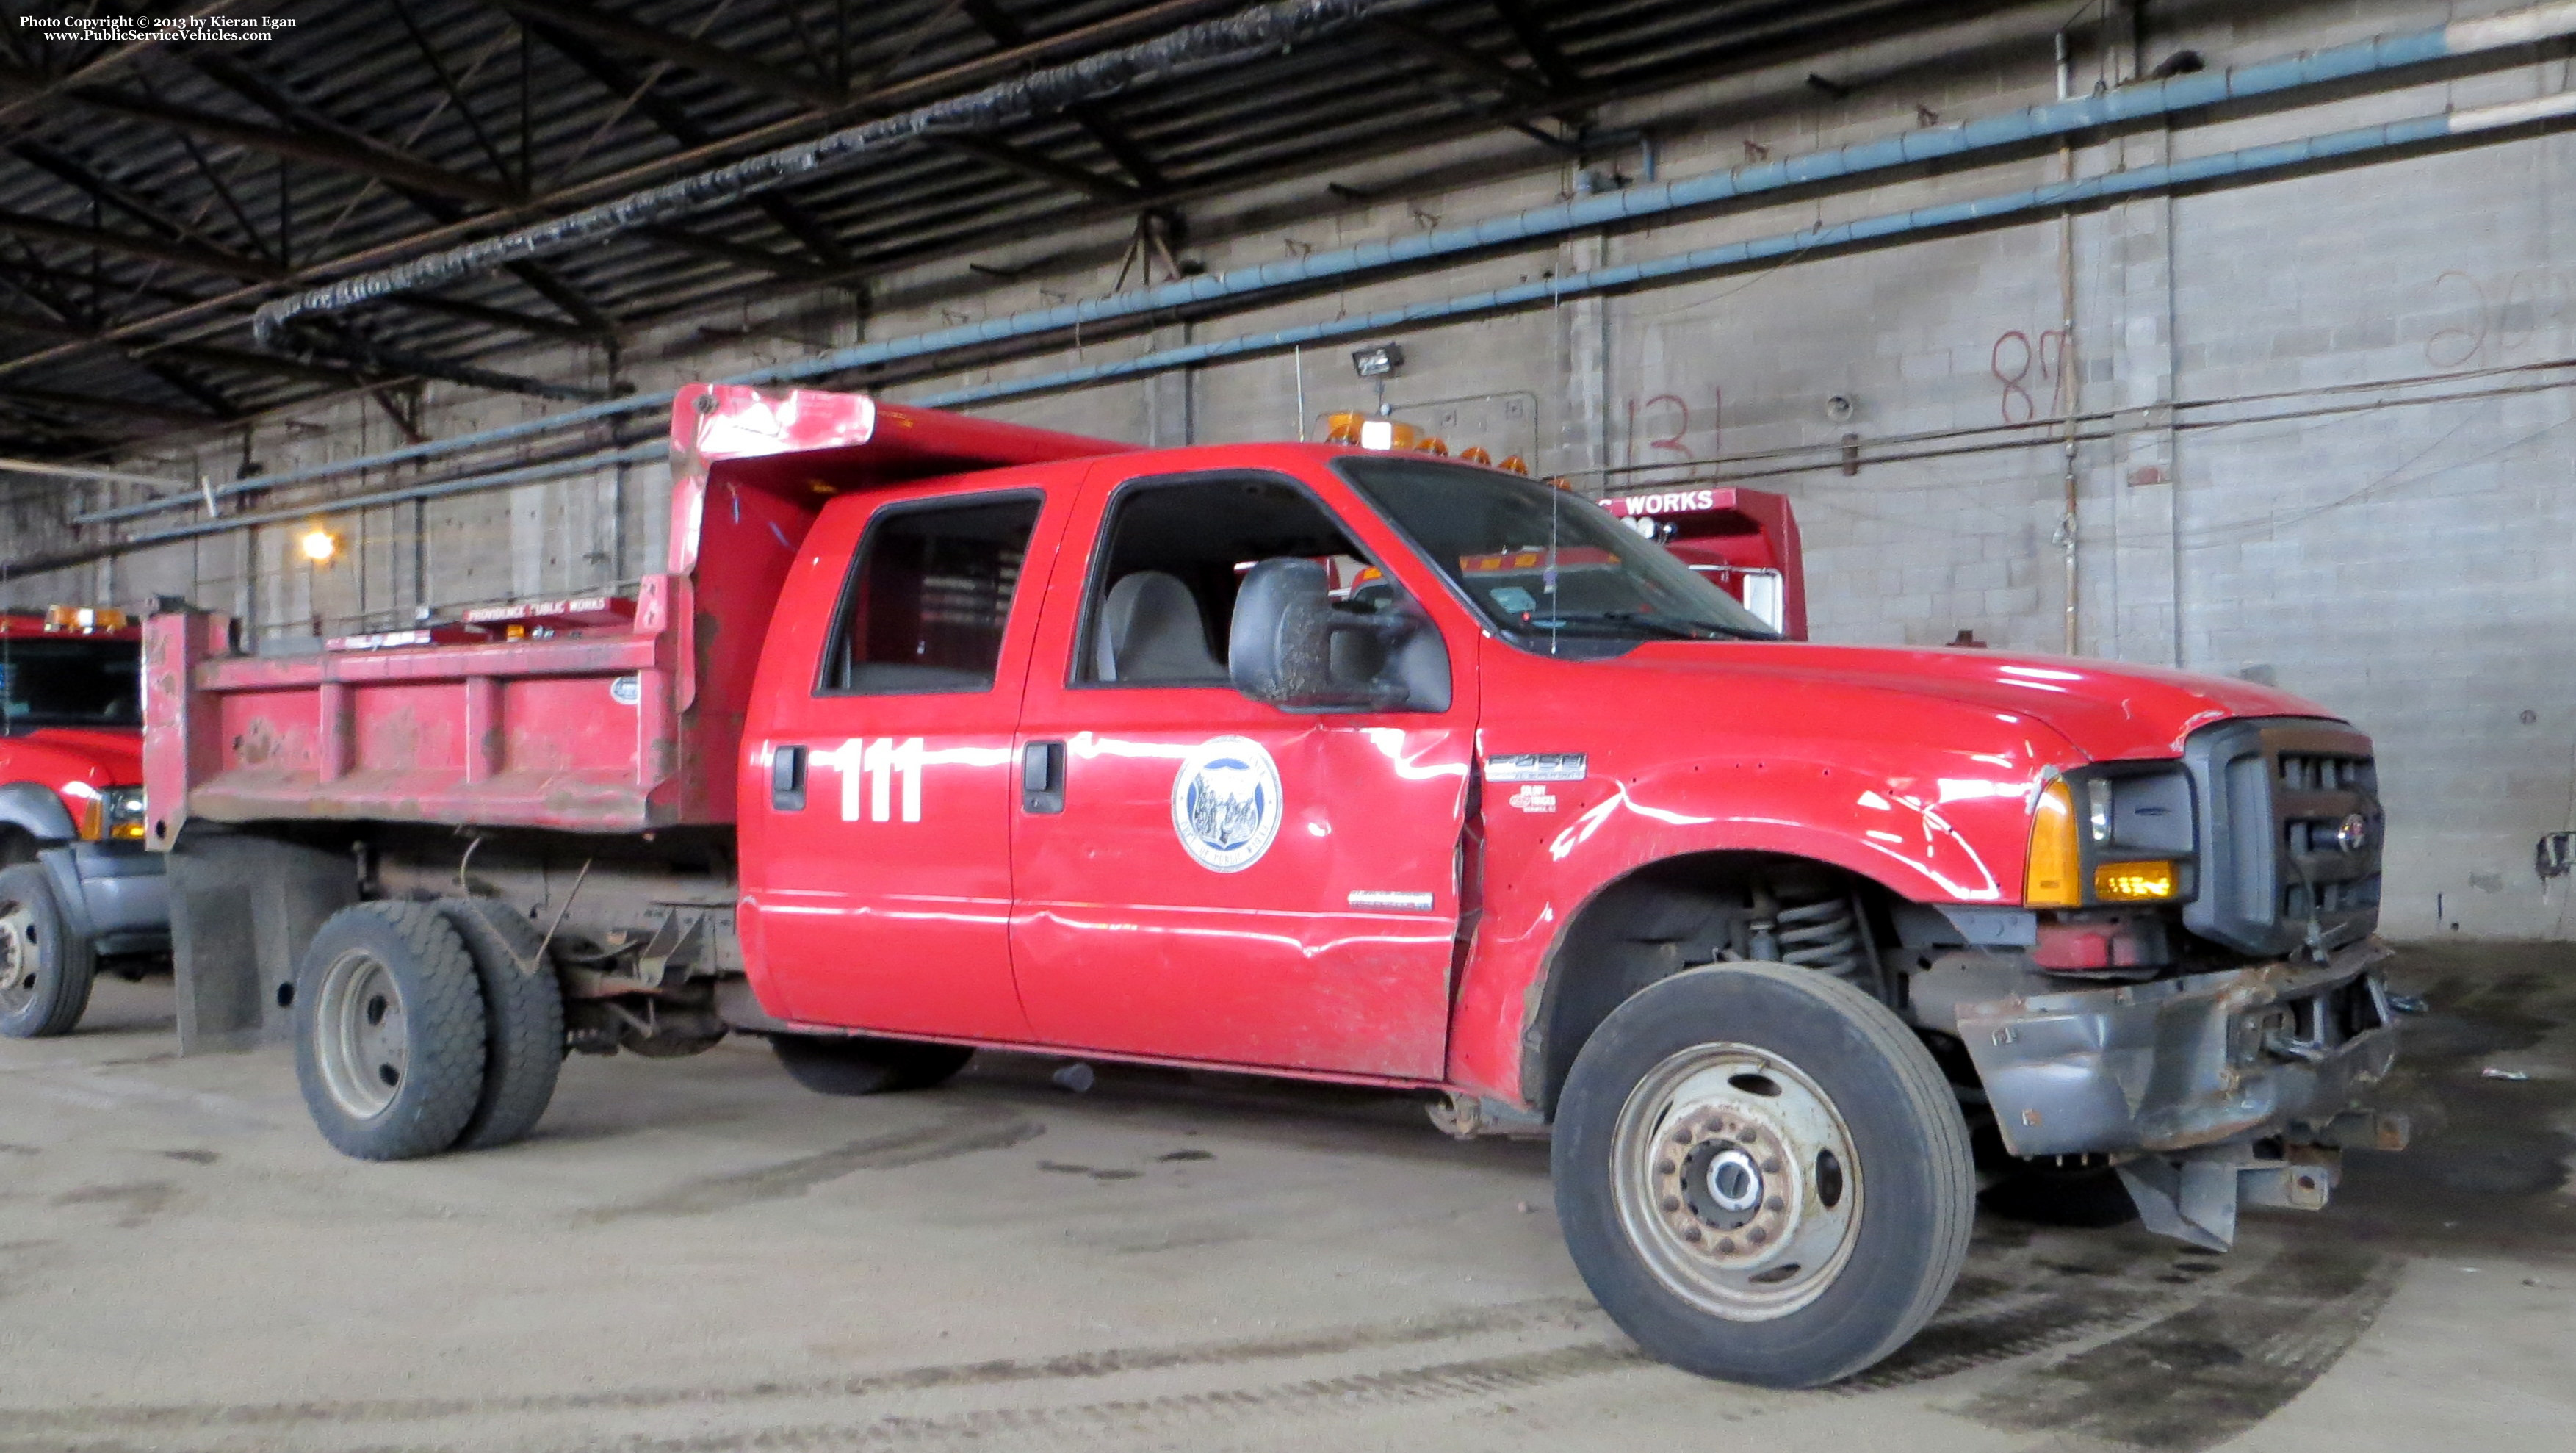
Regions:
[[1526, 610, 1776, 641]]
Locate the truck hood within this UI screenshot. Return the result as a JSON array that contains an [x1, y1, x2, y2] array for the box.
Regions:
[[1619, 641, 2336, 761], [5, 727, 146, 785]]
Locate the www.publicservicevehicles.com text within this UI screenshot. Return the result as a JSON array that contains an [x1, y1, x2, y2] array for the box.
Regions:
[[17, 15, 295, 42]]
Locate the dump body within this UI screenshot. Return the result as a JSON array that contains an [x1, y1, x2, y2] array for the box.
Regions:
[[142, 388, 1125, 845]]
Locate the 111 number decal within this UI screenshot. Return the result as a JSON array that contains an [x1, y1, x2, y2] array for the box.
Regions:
[[838, 736, 924, 823]]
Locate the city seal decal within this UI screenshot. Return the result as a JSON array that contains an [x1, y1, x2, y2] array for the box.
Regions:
[[1172, 736, 1283, 873]]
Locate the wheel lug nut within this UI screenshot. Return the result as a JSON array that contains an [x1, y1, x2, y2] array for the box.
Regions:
[[1717, 1238, 1735, 1252], [1747, 1227, 1768, 1245], [1761, 1159, 1783, 1175], [1683, 1225, 1704, 1243], [1765, 1196, 1784, 1212], [1656, 1160, 1675, 1176], [1660, 1196, 1680, 1213]]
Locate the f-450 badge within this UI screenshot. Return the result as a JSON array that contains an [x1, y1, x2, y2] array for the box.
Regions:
[[1172, 737, 1283, 873]]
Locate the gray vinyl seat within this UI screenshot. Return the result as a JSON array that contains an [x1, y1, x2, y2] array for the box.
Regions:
[[1097, 571, 1223, 683]]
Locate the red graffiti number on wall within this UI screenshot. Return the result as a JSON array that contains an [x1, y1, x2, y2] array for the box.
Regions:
[[1644, 394, 1692, 455], [1617, 386, 1725, 464], [1991, 328, 2071, 425]]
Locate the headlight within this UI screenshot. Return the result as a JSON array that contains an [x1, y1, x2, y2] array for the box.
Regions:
[[101, 786, 146, 840], [2024, 765, 2196, 908]]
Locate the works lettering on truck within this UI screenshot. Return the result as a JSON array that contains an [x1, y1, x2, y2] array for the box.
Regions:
[[143, 384, 2401, 1390]]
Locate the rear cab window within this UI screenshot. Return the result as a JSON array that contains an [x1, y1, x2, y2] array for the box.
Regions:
[[816, 492, 1046, 696]]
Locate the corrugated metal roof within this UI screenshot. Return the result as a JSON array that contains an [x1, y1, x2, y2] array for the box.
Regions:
[[0, 0, 1987, 458]]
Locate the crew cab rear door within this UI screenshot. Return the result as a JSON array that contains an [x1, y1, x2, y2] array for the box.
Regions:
[[1006, 458, 1476, 1080], [739, 464, 1084, 1039]]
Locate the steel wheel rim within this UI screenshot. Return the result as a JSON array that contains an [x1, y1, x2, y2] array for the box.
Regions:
[[1609, 1041, 1864, 1321], [0, 898, 40, 1017], [314, 949, 408, 1120]]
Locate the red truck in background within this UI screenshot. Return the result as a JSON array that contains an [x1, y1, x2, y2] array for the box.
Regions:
[[141, 385, 2400, 1388], [1600, 486, 1805, 640], [1, 608, 167, 1039]]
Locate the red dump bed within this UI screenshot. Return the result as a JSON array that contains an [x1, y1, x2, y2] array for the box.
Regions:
[[142, 387, 1125, 845]]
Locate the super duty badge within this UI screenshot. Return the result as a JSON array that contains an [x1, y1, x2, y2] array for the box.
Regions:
[[1486, 753, 1587, 783]]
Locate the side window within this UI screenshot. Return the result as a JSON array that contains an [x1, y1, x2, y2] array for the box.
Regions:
[[818, 493, 1044, 695], [1080, 475, 1379, 687]]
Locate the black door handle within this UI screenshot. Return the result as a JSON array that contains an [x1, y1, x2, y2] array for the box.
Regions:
[[771, 744, 807, 810], [1022, 740, 1065, 814]]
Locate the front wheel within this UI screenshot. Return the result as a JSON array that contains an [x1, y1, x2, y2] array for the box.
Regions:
[[1551, 962, 1974, 1388], [0, 863, 95, 1039]]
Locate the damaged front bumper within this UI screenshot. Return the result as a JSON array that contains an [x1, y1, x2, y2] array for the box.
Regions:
[[1957, 937, 2404, 1248]]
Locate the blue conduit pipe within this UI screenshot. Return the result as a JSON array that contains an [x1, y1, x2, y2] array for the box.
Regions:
[[902, 93, 2576, 411], [76, 0, 2576, 530], [102, 84, 2576, 554]]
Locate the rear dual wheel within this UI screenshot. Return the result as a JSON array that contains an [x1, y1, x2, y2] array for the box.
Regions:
[[294, 899, 565, 1161], [1552, 963, 1974, 1388]]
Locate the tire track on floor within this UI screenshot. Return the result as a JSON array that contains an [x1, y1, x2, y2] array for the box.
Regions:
[[0, 1297, 1607, 1439], [1955, 1241, 2402, 1449], [587, 1108, 1045, 1219]]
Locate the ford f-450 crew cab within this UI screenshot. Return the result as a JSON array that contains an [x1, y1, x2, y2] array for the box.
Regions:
[[143, 385, 2398, 1388], [1, 608, 165, 1039]]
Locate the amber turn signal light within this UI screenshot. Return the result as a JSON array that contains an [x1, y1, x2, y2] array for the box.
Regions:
[[2024, 778, 2081, 907], [2094, 860, 2179, 901]]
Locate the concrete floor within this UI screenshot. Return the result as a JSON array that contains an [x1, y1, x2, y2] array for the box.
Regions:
[[0, 943, 2569, 1453]]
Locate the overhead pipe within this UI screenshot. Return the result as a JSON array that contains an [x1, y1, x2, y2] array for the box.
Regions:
[[65, 81, 2576, 566], [248, 0, 1432, 346], [110, 445, 668, 555], [249, 0, 2576, 347], [78, 0, 2576, 527], [1, 458, 208, 491], [902, 90, 2576, 409]]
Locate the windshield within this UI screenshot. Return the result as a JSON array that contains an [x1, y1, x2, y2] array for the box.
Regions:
[[0, 639, 142, 730], [1335, 455, 1783, 655]]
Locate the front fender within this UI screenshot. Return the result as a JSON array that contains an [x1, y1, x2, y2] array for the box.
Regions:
[[0, 780, 78, 843], [1444, 750, 2043, 1107]]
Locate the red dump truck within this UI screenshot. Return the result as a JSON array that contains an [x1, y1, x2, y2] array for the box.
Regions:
[[142, 385, 2400, 1387], [2, 608, 165, 1039]]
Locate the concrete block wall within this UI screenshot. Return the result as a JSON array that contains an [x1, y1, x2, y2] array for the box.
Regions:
[[6, 0, 2571, 937]]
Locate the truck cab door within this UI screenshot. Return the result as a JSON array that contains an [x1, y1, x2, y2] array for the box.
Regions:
[[1006, 461, 1476, 1080], [738, 469, 1079, 1039]]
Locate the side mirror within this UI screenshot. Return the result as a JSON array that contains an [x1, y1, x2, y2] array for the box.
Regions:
[[1229, 558, 1450, 713]]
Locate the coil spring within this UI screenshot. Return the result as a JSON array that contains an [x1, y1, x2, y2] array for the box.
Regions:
[[1774, 887, 1869, 983]]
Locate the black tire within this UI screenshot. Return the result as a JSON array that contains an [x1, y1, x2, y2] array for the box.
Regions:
[[293, 902, 488, 1161], [1552, 962, 1975, 1388], [772, 1032, 973, 1096], [436, 898, 566, 1152], [0, 862, 95, 1039]]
